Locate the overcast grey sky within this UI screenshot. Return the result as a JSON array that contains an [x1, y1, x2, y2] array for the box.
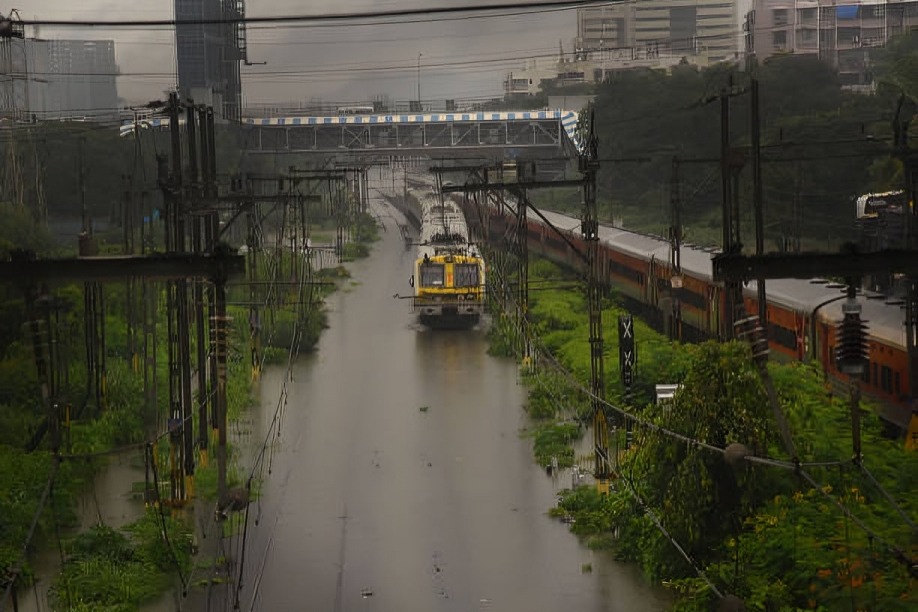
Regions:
[[20, 1, 576, 107]]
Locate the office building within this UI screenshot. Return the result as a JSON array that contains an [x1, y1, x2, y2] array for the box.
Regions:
[[577, 0, 741, 66], [174, 0, 244, 121], [746, 0, 918, 88]]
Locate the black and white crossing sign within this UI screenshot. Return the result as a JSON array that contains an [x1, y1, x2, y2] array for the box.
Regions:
[[619, 314, 635, 388]]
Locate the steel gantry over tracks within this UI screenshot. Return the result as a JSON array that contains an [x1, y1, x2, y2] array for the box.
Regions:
[[119, 109, 583, 156]]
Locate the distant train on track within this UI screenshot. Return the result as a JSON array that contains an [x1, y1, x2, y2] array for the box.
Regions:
[[856, 190, 908, 219], [455, 193, 913, 433], [405, 188, 485, 329]]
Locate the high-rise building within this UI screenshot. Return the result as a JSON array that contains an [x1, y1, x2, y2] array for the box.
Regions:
[[14, 38, 120, 120], [577, 0, 741, 66], [174, 0, 245, 121], [746, 0, 918, 88]]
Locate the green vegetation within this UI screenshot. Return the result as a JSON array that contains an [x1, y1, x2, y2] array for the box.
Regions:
[[341, 212, 382, 261], [494, 259, 918, 611], [49, 514, 193, 612], [528, 32, 918, 253], [0, 180, 381, 609]]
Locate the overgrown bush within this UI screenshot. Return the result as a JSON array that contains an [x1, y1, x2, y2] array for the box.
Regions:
[[492, 257, 918, 610], [50, 512, 193, 612]]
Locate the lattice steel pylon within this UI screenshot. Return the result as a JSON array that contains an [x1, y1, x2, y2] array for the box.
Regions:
[[579, 105, 611, 494], [0, 12, 26, 122], [0, 12, 26, 212]]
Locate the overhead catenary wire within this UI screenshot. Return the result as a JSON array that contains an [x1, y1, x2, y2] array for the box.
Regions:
[[21, 1, 629, 28], [0, 456, 61, 612], [233, 244, 314, 610], [477, 208, 730, 598], [146, 442, 190, 595], [474, 184, 918, 579]]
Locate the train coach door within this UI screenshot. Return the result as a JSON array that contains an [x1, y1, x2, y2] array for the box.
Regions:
[[795, 315, 806, 361], [709, 286, 721, 338], [647, 256, 657, 305]]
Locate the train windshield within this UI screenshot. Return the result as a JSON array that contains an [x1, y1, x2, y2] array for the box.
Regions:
[[453, 264, 480, 288], [419, 263, 445, 287], [859, 191, 906, 217]]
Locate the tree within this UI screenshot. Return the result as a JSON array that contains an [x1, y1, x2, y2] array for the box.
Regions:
[[627, 342, 780, 576]]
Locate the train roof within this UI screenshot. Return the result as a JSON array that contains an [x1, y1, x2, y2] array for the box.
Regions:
[[415, 190, 478, 260], [535, 207, 906, 349]]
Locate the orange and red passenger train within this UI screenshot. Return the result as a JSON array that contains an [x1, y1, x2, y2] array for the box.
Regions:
[[472, 200, 912, 432]]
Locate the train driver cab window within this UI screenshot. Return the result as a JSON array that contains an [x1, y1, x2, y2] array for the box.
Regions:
[[453, 264, 480, 288], [420, 263, 445, 287]]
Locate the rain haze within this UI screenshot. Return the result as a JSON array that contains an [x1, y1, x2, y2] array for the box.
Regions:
[[21, 0, 576, 107]]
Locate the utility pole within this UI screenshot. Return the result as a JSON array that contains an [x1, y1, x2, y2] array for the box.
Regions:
[[751, 78, 766, 327], [516, 166, 530, 361], [417, 53, 422, 110], [161, 91, 193, 504], [893, 95, 918, 450], [718, 87, 744, 340], [579, 106, 610, 494], [77, 135, 106, 419], [669, 156, 682, 341]]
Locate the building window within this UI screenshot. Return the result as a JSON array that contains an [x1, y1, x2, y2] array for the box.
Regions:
[[895, 371, 901, 395], [773, 9, 789, 26], [799, 8, 816, 20], [773, 30, 788, 48]]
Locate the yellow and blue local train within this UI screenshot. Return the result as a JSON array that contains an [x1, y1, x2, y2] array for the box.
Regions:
[[409, 190, 485, 329]]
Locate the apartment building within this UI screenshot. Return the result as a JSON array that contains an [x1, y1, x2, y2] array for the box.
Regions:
[[175, 0, 243, 121], [8, 38, 121, 121], [577, 0, 741, 66], [746, 0, 918, 87]]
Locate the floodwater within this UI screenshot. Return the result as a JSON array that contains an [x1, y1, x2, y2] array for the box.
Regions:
[[13, 454, 150, 612], [198, 170, 670, 612]]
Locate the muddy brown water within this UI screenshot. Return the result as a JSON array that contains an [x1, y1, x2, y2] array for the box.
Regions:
[[196, 173, 670, 612], [14, 168, 670, 612]]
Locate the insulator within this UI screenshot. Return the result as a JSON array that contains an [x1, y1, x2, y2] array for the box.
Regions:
[[724, 443, 751, 467], [836, 310, 869, 377], [734, 314, 769, 364]]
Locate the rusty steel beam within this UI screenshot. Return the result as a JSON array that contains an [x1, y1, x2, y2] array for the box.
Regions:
[[0, 254, 245, 285], [441, 178, 587, 193]]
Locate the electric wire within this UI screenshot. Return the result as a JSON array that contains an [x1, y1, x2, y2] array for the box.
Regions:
[[146, 441, 191, 595], [0, 456, 61, 612], [50, 480, 73, 612], [857, 462, 918, 534], [233, 247, 313, 610], [472, 190, 918, 580], [22, 1, 628, 28], [477, 201, 728, 597], [620, 459, 724, 599]]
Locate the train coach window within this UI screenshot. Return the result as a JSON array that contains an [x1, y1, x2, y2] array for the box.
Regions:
[[609, 259, 643, 285], [768, 323, 797, 351], [420, 264, 445, 287], [677, 288, 707, 311], [453, 264, 480, 288]]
